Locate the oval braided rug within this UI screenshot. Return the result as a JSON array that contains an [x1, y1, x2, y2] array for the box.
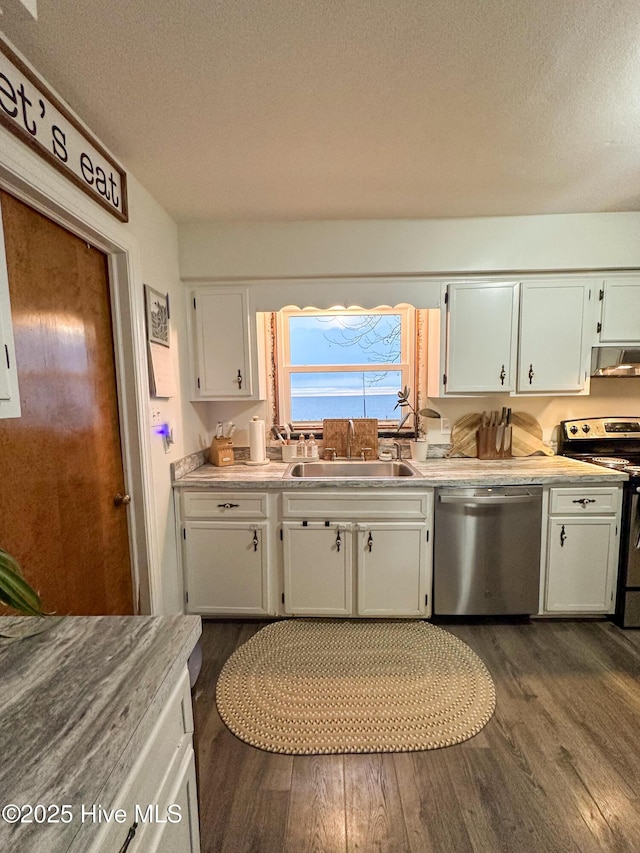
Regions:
[[215, 620, 496, 754]]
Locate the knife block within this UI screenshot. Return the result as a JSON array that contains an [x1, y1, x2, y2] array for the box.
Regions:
[[210, 437, 235, 466], [477, 425, 513, 459]]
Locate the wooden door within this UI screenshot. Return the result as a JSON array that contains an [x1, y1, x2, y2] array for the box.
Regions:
[[0, 190, 134, 615]]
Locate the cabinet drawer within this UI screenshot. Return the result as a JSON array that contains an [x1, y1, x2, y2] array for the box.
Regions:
[[549, 487, 619, 515], [282, 490, 432, 519], [182, 491, 268, 518]]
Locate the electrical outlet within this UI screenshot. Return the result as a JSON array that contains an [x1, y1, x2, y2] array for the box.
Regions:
[[441, 418, 451, 434], [150, 407, 163, 427]]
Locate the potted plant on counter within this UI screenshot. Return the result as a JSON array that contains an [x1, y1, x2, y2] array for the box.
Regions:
[[395, 386, 441, 461]]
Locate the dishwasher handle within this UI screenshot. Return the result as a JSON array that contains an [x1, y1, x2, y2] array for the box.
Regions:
[[438, 492, 540, 505]]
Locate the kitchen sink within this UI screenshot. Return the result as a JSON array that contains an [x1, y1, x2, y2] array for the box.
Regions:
[[284, 460, 419, 478]]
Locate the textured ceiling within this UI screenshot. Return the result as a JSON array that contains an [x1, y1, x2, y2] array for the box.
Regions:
[[1, 0, 640, 222]]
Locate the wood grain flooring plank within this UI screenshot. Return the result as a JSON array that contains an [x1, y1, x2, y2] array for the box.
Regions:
[[344, 753, 409, 852], [217, 746, 293, 853], [395, 750, 475, 853], [284, 756, 347, 853]]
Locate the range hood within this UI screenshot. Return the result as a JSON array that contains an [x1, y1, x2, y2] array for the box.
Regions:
[[591, 347, 640, 377]]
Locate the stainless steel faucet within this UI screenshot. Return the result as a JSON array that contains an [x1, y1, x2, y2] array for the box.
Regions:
[[346, 419, 355, 458], [393, 440, 403, 460]]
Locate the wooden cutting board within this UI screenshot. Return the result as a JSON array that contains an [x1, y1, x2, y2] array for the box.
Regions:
[[448, 414, 482, 458], [447, 412, 553, 457]]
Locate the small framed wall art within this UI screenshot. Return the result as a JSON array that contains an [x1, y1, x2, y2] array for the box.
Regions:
[[144, 285, 170, 347]]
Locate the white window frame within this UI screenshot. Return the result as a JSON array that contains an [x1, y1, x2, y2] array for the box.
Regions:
[[275, 305, 415, 429]]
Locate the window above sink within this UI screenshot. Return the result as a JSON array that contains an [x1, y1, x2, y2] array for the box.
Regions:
[[274, 305, 415, 431]]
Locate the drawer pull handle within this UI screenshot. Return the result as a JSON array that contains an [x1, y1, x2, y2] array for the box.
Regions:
[[367, 532, 373, 552], [118, 823, 138, 853], [218, 502, 239, 509], [336, 529, 341, 552], [237, 369, 243, 389], [499, 364, 506, 385], [560, 525, 567, 547], [252, 529, 259, 551], [528, 364, 534, 384], [572, 498, 596, 507]]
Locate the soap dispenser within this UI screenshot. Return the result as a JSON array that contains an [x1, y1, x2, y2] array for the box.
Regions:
[[307, 433, 317, 458], [296, 433, 307, 457]]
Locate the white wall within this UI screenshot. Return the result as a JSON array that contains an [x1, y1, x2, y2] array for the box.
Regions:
[[179, 214, 640, 279], [178, 217, 640, 444], [125, 177, 209, 611]]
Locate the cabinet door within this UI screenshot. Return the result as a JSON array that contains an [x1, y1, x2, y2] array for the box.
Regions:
[[545, 517, 617, 613], [444, 281, 518, 393], [190, 287, 253, 399], [282, 522, 352, 615], [599, 278, 640, 343], [151, 748, 201, 853], [518, 280, 589, 392], [183, 521, 270, 615], [357, 522, 430, 616]]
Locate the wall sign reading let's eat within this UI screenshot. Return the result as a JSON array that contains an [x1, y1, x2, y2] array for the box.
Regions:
[[0, 39, 128, 222]]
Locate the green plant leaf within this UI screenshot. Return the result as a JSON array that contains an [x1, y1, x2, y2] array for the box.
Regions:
[[0, 549, 45, 616]]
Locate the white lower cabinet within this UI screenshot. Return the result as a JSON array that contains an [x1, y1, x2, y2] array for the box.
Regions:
[[180, 492, 275, 616], [282, 522, 352, 615], [89, 669, 200, 853], [183, 520, 270, 615], [281, 490, 433, 617], [543, 486, 621, 614], [357, 522, 429, 616]]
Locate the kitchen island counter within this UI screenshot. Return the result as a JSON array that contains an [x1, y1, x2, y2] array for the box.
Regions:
[[0, 614, 201, 852], [173, 454, 627, 489]]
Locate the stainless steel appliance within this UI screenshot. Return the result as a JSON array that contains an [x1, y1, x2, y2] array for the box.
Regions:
[[558, 417, 640, 627], [434, 486, 543, 615], [591, 348, 640, 377]]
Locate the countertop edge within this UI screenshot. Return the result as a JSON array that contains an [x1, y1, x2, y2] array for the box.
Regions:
[[67, 616, 202, 852], [172, 459, 628, 489]]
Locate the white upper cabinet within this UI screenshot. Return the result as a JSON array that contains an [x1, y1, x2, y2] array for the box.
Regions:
[[442, 276, 592, 396], [517, 279, 591, 393], [187, 286, 264, 400], [597, 277, 640, 343], [0, 201, 20, 418], [443, 281, 519, 393]]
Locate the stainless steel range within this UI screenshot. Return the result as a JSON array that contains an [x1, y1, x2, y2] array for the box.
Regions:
[[558, 417, 640, 628]]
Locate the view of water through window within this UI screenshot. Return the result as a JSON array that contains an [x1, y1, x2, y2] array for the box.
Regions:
[[288, 313, 403, 421]]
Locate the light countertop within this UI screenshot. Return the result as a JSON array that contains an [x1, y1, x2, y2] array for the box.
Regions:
[[0, 615, 201, 852], [173, 455, 627, 489]]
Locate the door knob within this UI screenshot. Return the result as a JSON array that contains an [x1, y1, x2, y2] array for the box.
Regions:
[[114, 493, 131, 507]]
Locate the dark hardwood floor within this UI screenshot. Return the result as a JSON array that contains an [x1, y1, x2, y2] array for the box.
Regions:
[[193, 619, 640, 853]]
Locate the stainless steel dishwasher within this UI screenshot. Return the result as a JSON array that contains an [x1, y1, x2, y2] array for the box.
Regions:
[[434, 486, 543, 615]]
